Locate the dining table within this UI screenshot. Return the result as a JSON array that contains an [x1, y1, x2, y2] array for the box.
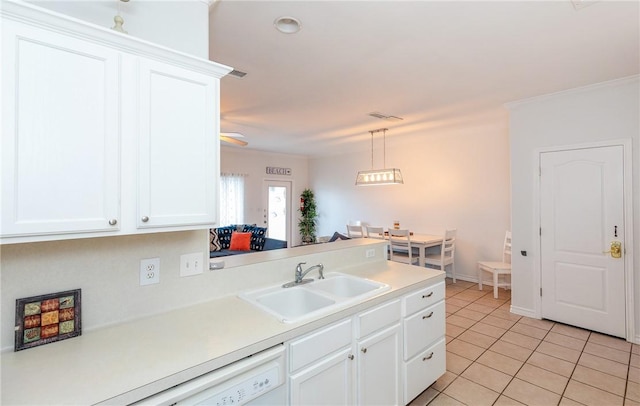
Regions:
[[382, 231, 443, 267]]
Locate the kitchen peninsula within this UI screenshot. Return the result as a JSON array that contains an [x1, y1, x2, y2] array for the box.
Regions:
[[2, 239, 445, 405]]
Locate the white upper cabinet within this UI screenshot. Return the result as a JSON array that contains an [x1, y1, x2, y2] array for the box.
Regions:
[[1, 18, 122, 237], [137, 59, 218, 229], [0, 0, 231, 243]]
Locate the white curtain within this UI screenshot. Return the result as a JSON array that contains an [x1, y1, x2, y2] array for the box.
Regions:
[[219, 173, 246, 226]]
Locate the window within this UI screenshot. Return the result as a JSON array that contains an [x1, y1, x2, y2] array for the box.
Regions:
[[219, 173, 246, 226]]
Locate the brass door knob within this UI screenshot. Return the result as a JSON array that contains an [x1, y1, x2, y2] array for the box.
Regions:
[[603, 241, 622, 258]]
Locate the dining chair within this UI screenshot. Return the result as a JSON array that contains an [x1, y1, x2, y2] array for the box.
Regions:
[[477, 231, 512, 299], [346, 224, 365, 238], [365, 226, 385, 239], [423, 229, 457, 282], [388, 229, 419, 265]]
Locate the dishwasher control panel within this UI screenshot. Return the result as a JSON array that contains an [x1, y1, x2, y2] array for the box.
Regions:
[[134, 345, 286, 406], [196, 366, 279, 405]]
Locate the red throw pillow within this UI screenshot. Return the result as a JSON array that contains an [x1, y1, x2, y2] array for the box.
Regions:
[[229, 232, 252, 251]]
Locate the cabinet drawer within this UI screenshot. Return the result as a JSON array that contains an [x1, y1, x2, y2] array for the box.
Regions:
[[404, 301, 446, 360], [356, 299, 401, 339], [403, 281, 445, 316], [289, 318, 352, 372], [404, 338, 446, 404]]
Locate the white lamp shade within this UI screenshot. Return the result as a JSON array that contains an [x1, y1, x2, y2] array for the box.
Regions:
[[355, 168, 403, 186]]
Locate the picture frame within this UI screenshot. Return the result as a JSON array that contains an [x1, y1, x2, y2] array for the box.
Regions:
[[14, 289, 81, 351]]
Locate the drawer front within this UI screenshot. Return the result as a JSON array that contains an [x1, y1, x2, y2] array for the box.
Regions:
[[404, 301, 446, 360], [403, 281, 445, 316], [404, 338, 446, 404], [357, 299, 401, 339], [289, 318, 352, 372]]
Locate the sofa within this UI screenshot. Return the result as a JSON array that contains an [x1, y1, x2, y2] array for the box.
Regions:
[[209, 224, 288, 258]]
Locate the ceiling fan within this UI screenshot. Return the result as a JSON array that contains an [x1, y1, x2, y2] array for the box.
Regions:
[[220, 132, 248, 147]]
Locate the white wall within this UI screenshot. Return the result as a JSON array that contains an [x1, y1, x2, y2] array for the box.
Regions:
[[508, 76, 640, 335], [30, 0, 209, 58], [309, 109, 511, 282], [0, 0, 212, 352], [220, 146, 310, 246]]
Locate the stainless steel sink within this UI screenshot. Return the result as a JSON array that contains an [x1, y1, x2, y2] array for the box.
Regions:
[[239, 272, 389, 323]]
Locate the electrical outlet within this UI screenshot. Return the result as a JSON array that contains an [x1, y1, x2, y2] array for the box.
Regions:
[[180, 252, 204, 277], [140, 258, 160, 286], [366, 249, 376, 258]]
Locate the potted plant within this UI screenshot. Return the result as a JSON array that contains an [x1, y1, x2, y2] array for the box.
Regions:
[[298, 188, 318, 244]]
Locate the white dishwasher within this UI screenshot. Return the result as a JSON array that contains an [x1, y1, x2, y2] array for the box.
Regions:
[[134, 344, 286, 405]]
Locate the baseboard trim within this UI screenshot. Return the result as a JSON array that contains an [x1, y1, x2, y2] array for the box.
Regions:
[[510, 305, 538, 319], [446, 273, 479, 284]]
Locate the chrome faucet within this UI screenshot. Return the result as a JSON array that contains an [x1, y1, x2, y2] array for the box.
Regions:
[[283, 262, 324, 288], [296, 262, 324, 283]]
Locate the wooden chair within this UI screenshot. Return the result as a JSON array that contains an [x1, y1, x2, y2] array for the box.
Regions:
[[388, 229, 419, 265], [365, 226, 385, 239], [478, 231, 512, 299], [346, 224, 365, 238], [423, 229, 457, 282]]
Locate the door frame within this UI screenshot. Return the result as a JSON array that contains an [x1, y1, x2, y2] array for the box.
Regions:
[[263, 179, 293, 247], [532, 139, 634, 341]]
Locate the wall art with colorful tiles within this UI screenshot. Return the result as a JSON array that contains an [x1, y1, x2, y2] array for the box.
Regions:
[[14, 289, 81, 351]]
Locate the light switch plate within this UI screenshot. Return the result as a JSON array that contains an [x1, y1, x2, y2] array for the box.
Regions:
[[180, 252, 204, 277]]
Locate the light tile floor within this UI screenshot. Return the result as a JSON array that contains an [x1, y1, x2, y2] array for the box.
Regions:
[[409, 279, 640, 406]]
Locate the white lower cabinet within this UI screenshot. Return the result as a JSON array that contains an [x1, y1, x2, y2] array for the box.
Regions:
[[402, 281, 447, 404], [288, 299, 404, 405], [290, 347, 354, 405], [357, 324, 402, 406], [287, 280, 446, 405], [289, 319, 354, 405]]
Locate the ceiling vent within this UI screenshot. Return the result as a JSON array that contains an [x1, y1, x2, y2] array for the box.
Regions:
[[229, 69, 247, 78], [368, 112, 403, 122]]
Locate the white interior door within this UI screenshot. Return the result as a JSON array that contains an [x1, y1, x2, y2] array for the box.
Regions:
[[540, 145, 626, 338], [263, 180, 291, 244]]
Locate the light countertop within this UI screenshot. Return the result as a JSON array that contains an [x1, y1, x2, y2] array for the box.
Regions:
[[1, 261, 444, 405]]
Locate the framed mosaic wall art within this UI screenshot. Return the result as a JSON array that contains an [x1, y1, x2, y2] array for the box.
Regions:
[[14, 289, 81, 351]]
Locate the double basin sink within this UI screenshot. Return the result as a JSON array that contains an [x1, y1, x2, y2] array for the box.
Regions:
[[239, 272, 390, 323]]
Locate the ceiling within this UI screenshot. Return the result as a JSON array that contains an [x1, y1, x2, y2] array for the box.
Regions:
[[209, 1, 639, 157]]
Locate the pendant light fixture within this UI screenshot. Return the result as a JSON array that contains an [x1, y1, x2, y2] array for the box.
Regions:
[[355, 128, 403, 186]]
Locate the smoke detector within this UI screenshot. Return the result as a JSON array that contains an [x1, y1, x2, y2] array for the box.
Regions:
[[274, 16, 302, 34]]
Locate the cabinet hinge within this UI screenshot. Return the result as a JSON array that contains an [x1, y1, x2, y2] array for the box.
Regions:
[[539, 227, 542, 236], [540, 288, 542, 297]]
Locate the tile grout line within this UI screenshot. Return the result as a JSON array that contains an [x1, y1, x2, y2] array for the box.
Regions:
[[438, 283, 522, 404], [440, 281, 635, 406]]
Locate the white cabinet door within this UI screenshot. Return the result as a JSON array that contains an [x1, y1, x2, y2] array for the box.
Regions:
[[1, 20, 120, 237], [137, 59, 218, 229], [357, 324, 401, 406], [290, 348, 354, 406]]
